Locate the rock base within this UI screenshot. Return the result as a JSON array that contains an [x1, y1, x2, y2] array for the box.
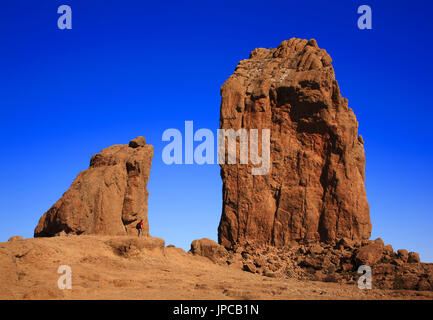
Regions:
[[191, 238, 433, 291]]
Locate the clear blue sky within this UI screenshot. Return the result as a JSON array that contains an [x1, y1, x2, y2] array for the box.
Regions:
[[1, 1, 432, 261]]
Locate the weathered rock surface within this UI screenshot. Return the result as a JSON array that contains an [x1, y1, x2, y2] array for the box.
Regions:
[[34, 138, 153, 237], [190, 238, 228, 264], [355, 238, 384, 266], [218, 38, 371, 248], [106, 236, 165, 258], [408, 252, 420, 263], [8, 236, 23, 242], [216, 239, 433, 291]]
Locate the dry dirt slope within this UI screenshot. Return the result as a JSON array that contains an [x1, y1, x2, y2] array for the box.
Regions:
[[0, 235, 432, 300]]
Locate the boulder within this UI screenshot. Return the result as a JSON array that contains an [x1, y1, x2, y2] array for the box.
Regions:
[[383, 244, 394, 255], [299, 256, 322, 270], [190, 238, 228, 263], [355, 240, 384, 266], [374, 263, 396, 275], [309, 243, 324, 255], [417, 279, 431, 291], [34, 138, 153, 237], [397, 249, 409, 262], [243, 262, 257, 273], [129, 136, 146, 148], [373, 238, 385, 247], [338, 238, 355, 250], [408, 252, 420, 263]]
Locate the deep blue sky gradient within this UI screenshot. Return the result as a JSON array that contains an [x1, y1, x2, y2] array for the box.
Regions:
[[1, 1, 432, 261]]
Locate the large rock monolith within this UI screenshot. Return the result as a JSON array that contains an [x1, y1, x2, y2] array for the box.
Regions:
[[218, 38, 371, 248], [34, 137, 153, 237]]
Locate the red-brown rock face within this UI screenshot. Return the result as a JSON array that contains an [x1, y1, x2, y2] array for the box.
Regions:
[[218, 38, 371, 248], [34, 137, 153, 237]]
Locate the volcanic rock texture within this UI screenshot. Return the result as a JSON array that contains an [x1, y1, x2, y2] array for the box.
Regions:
[[34, 137, 153, 237], [218, 38, 371, 248]]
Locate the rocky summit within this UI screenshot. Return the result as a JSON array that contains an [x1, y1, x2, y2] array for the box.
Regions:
[[34, 137, 153, 237], [218, 38, 371, 248]]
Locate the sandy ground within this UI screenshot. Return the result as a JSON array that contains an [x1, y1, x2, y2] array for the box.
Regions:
[[0, 235, 432, 300]]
